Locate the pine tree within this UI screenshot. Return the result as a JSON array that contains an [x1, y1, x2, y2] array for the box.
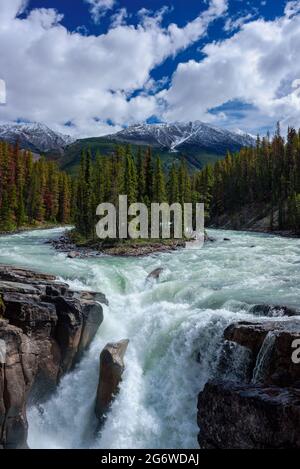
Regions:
[[153, 156, 167, 202], [136, 147, 145, 202], [58, 173, 71, 224], [143, 147, 153, 205], [168, 163, 179, 204], [15, 145, 26, 227], [178, 159, 191, 204], [0, 141, 71, 232], [123, 145, 137, 206]]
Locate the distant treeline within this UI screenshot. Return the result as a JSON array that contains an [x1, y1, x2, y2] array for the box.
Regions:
[[0, 141, 72, 231], [74, 126, 300, 239], [1, 125, 300, 237]]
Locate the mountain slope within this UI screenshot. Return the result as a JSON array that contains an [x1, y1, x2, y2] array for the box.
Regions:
[[0, 122, 75, 154], [60, 122, 255, 173], [59, 137, 222, 174]]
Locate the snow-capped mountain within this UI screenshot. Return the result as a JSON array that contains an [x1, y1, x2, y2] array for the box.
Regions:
[[0, 122, 75, 154], [107, 121, 255, 154], [0, 120, 256, 172]]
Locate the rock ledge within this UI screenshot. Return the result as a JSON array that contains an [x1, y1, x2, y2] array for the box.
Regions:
[[0, 264, 107, 449]]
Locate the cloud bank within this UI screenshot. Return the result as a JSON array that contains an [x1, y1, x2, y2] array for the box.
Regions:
[[0, 0, 300, 137], [0, 0, 228, 137]]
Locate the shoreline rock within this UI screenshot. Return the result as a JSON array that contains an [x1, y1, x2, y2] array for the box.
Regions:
[[0, 264, 107, 449]]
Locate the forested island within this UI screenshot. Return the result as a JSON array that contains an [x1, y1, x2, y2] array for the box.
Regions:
[[1, 125, 300, 245]]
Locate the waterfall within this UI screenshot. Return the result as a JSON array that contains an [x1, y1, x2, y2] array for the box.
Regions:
[[251, 332, 276, 384], [0, 227, 298, 448]]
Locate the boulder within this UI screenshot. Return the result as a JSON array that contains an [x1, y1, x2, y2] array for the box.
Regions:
[[146, 268, 164, 281], [249, 304, 299, 317], [95, 339, 129, 422], [67, 251, 80, 259]]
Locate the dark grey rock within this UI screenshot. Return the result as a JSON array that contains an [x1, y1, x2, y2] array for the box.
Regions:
[[95, 339, 129, 423]]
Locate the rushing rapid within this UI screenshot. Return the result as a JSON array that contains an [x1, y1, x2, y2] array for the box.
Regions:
[[0, 228, 299, 449]]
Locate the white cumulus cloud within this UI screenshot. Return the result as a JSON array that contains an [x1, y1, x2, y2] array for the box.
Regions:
[[284, 0, 300, 18], [161, 6, 300, 134], [0, 0, 227, 137], [84, 0, 116, 23], [0, 0, 28, 21]]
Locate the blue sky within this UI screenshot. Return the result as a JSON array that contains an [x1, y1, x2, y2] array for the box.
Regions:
[[1, 0, 300, 137], [25, 0, 286, 85]]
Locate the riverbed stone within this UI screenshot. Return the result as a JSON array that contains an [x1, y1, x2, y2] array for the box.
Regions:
[[147, 268, 164, 281], [249, 304, 300, 317], [67, 251, 80, 259]]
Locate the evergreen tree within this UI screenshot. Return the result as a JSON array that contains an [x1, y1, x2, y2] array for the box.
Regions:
[[136, 147, 146, 202], [153, 156, 167, 202], [143, 147, 153, 205], [0, 141, 71, 231], [168, 163, 179, 204], [123, 145, 137, 206]]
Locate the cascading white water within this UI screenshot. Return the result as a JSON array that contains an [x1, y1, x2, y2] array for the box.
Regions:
[[252, 332, 277, 384], [0, 227, 299, 449]]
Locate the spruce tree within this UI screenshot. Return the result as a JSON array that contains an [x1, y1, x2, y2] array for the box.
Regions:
[[123, 145, 137, 206], [153, 156, 167, 202]]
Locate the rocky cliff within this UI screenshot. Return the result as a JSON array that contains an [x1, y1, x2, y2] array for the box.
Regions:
[[0, 265, 107, 449], [198, 319, 300, 449]]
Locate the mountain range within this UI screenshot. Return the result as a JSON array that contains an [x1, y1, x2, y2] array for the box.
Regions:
[[0, 122, 75, 154], [107, 122, 254, 154], [0, 121, 255, 172]]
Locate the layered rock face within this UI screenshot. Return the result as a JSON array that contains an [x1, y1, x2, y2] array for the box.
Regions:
[[0, 265, 106, 449], [198, 319, 300, 449]]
